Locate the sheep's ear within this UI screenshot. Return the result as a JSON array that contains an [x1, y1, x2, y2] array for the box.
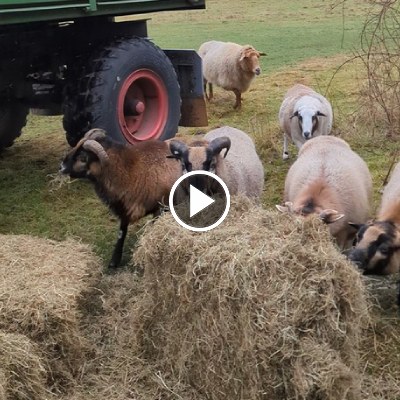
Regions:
[[276, 201, 294, 213], [319, 209, 344, 224], [349, 222, 362, 231], [258, 51, 267, 56], [316, 111, 327, 117], [276, 204, 289, 213], [290, 111, 299, 120]]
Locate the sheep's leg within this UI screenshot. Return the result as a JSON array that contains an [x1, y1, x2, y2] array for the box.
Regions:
[[233, 89, 241, 109], [283, 134, 289, 160], [208, 83, 214, 100], [203, 79, 210, 100], [109, 219, 129, 269]]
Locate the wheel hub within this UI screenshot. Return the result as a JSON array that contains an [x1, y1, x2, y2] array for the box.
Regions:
[[117, 69, 168, 143]]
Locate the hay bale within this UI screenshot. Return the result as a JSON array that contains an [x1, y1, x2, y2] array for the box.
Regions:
[[0, 235, 101, 393], [130, 197, 369, 400], [0, 332, 48, 400]]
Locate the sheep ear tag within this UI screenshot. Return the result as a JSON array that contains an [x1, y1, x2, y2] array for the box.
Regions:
[[169, 171, 231, 232]]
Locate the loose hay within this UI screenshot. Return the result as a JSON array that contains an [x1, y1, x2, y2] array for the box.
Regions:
[[0, 332, 48, 400], [126, 197, 370, 400], [0, 235, 101, 394]]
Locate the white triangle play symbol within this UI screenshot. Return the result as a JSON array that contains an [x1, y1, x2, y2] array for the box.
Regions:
[[189, 185, 215, 218]]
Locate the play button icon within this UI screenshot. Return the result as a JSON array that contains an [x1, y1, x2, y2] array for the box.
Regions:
[[169, 171, 230, 232], [190, 185, 215, 217]]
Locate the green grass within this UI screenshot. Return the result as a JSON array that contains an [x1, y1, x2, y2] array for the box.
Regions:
[[0, 0, 390, 265], [146, 0, 370, 71]]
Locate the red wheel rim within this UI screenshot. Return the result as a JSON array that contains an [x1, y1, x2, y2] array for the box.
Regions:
[[117, 69, 169, 143]]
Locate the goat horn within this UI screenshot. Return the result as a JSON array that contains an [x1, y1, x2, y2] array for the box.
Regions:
[[208, 136, 231, 158], [82, 140, 109, 164], [83, 128, 107, 141], [169, 140, 189, 159]]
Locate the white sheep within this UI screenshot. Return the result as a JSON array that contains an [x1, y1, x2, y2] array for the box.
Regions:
[[276, 136, 372, 250], [349, 161, 400, 277], [278, 83, 333, 160], [168, 126, 264, 198], [198, 40, 263, 109]]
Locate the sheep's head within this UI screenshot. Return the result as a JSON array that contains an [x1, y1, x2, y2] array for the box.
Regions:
[[290, 109, 327, 140], [348, 221, 400, 275], [239, 45, 263, 76], [59, 128, 109, 179], [168, 136, 231, 193], [169, 137, 231, 173]]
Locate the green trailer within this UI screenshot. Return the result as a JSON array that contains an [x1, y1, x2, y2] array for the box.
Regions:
[[0, 0, 207, 150]]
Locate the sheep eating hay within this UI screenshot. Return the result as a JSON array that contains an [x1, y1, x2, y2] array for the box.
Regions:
[[129, 197, 369, 400]]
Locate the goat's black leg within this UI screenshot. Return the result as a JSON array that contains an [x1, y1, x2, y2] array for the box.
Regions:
[[109, 219, 129, 269]]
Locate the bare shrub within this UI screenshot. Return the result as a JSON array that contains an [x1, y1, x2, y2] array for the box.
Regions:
[[359, 0, 400, 137]]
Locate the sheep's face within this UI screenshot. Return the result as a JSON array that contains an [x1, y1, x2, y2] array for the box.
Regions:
[[169, 140, 217, 175], [348, 221, 400, 275], [291, 109, 326, 140], [239, 47, 261, 76], [59, 145, 100, 180], [186, 146, 216, 173], [169, 137, 230, 194]]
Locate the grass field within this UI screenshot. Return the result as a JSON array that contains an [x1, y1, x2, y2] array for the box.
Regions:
[[1, 0, 400, 396], [1, 0, 395, 264]]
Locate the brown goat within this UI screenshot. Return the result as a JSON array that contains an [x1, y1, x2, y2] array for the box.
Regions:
[[60, 129, 181, 268]]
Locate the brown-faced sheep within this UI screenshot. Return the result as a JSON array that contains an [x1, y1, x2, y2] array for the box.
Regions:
[[349, 162, 400, 299], [59, 129, 181, 268], [168, 126, 264, 198], [198, 40, 263, 109], [279, 83, 333, 159], [276, 136, 372, 250]]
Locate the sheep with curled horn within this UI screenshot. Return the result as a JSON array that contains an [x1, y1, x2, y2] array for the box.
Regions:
[[168, 126, 264, 199], [59, 128, 182, 268]]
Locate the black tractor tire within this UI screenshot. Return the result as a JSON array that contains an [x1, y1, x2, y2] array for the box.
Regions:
[[63, 37, 181, 146], [0, 102, 28, 151]]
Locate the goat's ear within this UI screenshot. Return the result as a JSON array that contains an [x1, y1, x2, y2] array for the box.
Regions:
[[319, 209, 344, 224], [349, 222, 362, 231], [290, 111, 299, 120], [316, 111, 327, 117]]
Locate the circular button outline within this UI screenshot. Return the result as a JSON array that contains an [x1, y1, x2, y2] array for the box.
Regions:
[[169, 170, 231, 232]]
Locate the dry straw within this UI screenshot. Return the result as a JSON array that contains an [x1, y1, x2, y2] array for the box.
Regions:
[[0, 234, 101, 394], [127, 196, 369, 400], [0, 332, 48, 400]]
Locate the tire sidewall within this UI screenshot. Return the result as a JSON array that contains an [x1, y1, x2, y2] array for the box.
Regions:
[[91, 39, 181, 143]]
